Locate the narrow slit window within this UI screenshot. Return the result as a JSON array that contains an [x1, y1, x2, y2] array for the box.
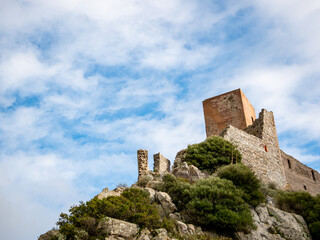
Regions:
[[264, 145, 268, 152], [287, 159, 291, 169], [251, 117, 254, 124], [312, 171, 316, 181], [304, 185, 307, 190]]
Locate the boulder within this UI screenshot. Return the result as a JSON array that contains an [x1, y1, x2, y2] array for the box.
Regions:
[[137, 228, 152, 240], [97, 187, 126, 200], [38, 230, 62, 240], [153, 228, 171, 240], [97, 217, 139, 239], [168, 212, 182, 221], [172, 162, 206, 183], [105, 236, 125, 240], [156, 192, 177, 216], [236, 204, 311, 240], [144, 187, 156, 202]]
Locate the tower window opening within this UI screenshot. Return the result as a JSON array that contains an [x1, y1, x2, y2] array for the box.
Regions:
[[312, 171, 316, 181], [287, 159, 291, 169], [264, 145, 268, 152], [251, 117, 254, 124], [304, 185, 307, 190]]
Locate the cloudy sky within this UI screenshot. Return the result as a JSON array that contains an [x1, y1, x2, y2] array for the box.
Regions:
[[1, 0, 320, 239]]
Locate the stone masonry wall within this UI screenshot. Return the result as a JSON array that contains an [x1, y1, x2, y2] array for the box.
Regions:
[[281, 150, 320, 195], [221, 125, 287, 188], [153, 153, 170, 174], [245, 109, 280, 154], [137, 149, 149, 180], [203, 89, 256, 137]]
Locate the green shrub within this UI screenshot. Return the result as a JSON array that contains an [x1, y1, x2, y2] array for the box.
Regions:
[[186, 177, 253, 232], [160, 174, 253, 232], [184, 136, 241, 173], [275, 191, 320, 239], [57, 188, 163, 239], [160, 174, 192, 211], [217, 164, 264, 206]]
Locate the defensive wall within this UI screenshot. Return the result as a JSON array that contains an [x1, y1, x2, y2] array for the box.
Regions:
[[281, 151, 320, 196], [204, 89, 320, 195]]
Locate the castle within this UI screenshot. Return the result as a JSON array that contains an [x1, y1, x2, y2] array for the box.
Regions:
[[138, 89, 320, 196]]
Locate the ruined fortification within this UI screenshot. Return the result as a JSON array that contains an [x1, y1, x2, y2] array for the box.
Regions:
[[137, 89, 320, 196], [204, 89, 320, 195]]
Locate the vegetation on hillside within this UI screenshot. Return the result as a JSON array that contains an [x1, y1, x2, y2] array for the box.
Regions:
[[57, 188, 171, 239], [160, 174, 255, 233], [275, 191, 320, 239], [216, 164, 264, 206], [183, 136, 242, 173]]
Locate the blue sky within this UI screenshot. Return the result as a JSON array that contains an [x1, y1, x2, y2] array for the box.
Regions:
[[1, 1, 320, 239]]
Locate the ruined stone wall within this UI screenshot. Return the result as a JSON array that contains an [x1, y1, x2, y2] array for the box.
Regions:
[[203, 89, 256, 137], [221, 125, 287, 188], [137, 149, 148, 180], [153, 153, 170, 174], [245, 109, 281, 157], [281, 151, 320, 195]]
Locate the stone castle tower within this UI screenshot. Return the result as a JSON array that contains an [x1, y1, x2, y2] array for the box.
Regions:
[[203, 89, 256, 137], [203, 89, 320, 195]]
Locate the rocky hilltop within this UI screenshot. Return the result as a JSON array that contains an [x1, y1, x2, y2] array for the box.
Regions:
[[39, 137, 315, 240]]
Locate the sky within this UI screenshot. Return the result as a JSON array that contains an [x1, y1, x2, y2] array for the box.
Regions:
[[0, 0, 320, 239]]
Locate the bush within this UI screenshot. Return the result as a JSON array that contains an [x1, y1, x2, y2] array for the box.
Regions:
[[217, 164, 264, 206], [276, 191, 320, 239], [186, 177, 254, 232], [160, 174, 192, 211], [184, 136, 241, 173], [160, 174, 253, 232], [57, 188, 164, 239]]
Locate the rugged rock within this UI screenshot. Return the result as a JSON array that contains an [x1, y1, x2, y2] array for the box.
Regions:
[[145, 187, 156, 202], [38, 230, 61, 240], [172, 162, 207, 182], [97, 217, 139, 239], [236, 204, 311, 240], [153, 228, 172, 240], [105, 236, 125, 240], [137, 228, 152, 240], [168, 212, 182, 221], [156, 191, 177, 216], [97, 187, 126, 200]]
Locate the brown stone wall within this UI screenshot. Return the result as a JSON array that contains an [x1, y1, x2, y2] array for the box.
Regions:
[[281, 151, 320, 196], [221, 125, 287, 188], [137, 149, 149, 180], [203, 89, 255, 137], [153, 153, 170, 174]]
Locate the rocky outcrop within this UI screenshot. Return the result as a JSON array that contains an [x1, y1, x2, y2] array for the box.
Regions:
[[98, 217, 139, 239], [96, 187, 126, 200], [38, 230, 61, 240], [156, 191, 177, 216], [172, 162, 207, 182], [236, 204, 311, 240]]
